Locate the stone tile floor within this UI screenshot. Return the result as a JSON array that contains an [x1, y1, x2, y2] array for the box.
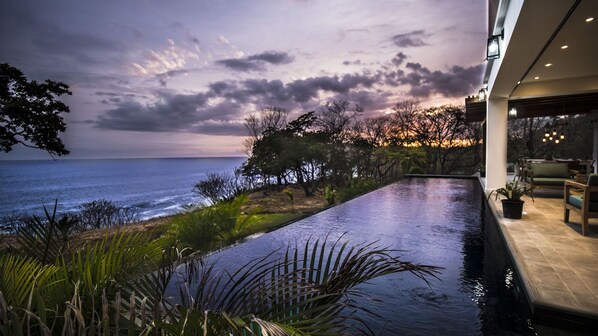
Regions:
[[486, 186, 598, 321]]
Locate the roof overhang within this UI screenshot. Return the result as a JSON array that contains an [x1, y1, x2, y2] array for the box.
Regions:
[[466, 91, 598, 122], [466, 0, 598, 122]]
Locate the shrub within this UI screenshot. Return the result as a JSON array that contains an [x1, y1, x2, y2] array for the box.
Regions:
[[0, 211, 27, 234], [337, 179, 377, 203], [54, 213, 81, 242], [212, 195, 254, 244], [193, 171, 249, 204], [171, 195, 255, 249], [77, 199, 139, 229], [171, 211, 219, 251], [283, 188, 294, 212], [324, 185, 336, 205], [408, 166, 426, 174]]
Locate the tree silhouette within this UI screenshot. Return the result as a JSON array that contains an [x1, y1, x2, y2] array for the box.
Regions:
[[1, 63, 71, 156]]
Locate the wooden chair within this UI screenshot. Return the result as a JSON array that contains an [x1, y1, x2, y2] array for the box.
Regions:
[[564, 174, 598, 236]]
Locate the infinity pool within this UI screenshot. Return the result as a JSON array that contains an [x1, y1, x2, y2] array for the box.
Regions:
[[171, 178, 537, 335]]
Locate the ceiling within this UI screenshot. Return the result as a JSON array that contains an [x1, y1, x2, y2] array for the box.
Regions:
[[511, 0, 598, 98], [466, 0, 598, 122]]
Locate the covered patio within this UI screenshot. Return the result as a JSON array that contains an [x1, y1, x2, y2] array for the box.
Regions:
[[469, 0, 598, 191], [485, 178, 598, 326], [469, 0, 598, 327]]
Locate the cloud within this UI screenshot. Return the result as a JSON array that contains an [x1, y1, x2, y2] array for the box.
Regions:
[[217, 35, 231, 45], [216, 51, 293, 72], [216, 58, 264, 72], [343, 59, 362, 66], [391, 52, 407, 67], [395, 62, 483, 98], [91, 70, 380, 135], [95, 92, 212, 132], [247, 51, 293, 64], [94, 95, 249, 136], [286, 73, 378, 102], [131, 39, 199, 76], [0, 3, 126, 72], [391, 30, 428, 47], [155, 68, 190, 87], [92, 49, 482, 136]]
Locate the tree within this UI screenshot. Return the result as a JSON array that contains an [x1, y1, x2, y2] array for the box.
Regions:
[[0, 63, 71, 156], [243, 106, 288, 155], [192, 171, 249, 204]]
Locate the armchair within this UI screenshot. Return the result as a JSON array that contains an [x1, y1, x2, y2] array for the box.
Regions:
[[564, 174, 598, 236]]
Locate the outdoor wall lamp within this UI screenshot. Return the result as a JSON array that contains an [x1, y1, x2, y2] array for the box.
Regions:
[[509, 107, 517, 118], [486, 29, 504, 60], [478, 88, 486, 101]]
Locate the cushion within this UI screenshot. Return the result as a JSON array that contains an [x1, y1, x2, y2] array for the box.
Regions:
[[587, 174, 598, 186], [531, 177, 567, 186], [568, 195, 598, 212], [586, 174, 598, 202], [529, 162, 569, 178]]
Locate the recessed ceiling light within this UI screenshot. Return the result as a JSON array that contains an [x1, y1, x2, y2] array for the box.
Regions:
[[517, 81, 521, 84], [561, 45, 568, 49], [586, 17, 595, 22], [534, 76, 540, 80], [545, 63, 552, 67]]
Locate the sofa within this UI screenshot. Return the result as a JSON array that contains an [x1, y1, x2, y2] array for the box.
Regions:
[[523, 162, 574, 195]]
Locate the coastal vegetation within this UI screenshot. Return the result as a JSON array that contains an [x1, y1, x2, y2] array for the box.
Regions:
[[0, 203, 439, 335], [242, 99, 482, 196]]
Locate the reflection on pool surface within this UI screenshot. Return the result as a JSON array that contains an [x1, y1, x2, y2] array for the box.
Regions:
[[170, 178, 536, 335]]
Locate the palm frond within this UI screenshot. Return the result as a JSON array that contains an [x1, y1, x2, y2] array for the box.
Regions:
[[16, 200, 65, 263], [182, 234, 440, 335]]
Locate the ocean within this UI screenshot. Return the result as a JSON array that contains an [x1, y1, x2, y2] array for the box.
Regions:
[[0, 157, 245, 221]]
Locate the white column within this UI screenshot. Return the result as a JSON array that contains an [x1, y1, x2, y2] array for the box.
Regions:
[[485, 98, 508, 191]]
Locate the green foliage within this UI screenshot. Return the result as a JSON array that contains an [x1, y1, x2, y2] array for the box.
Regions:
[[1, 221, 439, 335], [488, 179, 532, 201], [170, 209, 219, 251], [16, 200, 65, 263], [242, 213, 303, 233], [243, 111, 329, 197], [212, 194, 254, 244], [243, 99, 481, 198], [324, 185, 336, 205], [336, 179, 377, 203], [0, 63, 71, 156], [0, 200, 165, 334], [282, 187, 294, 212], [171, 195, 254, 249], [408, 166, 426, 174]]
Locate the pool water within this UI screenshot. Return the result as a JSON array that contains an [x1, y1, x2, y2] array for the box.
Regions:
[[170, 178, 538, 335]]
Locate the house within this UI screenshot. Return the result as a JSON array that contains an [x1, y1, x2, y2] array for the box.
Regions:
[[466, 0, 598, 191]]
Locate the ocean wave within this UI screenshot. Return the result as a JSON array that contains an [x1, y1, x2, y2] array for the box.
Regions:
[[163, 204, 181, 211], [153, 195, 177, 205]]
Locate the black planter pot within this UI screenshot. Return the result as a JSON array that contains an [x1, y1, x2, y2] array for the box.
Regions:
[[501, 199, 524, 219]]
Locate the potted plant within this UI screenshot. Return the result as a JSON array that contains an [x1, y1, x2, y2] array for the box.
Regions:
[[488, 179, 531, 219]]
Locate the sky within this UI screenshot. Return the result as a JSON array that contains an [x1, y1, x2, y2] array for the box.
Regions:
[[0, 0, 487, 160]]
